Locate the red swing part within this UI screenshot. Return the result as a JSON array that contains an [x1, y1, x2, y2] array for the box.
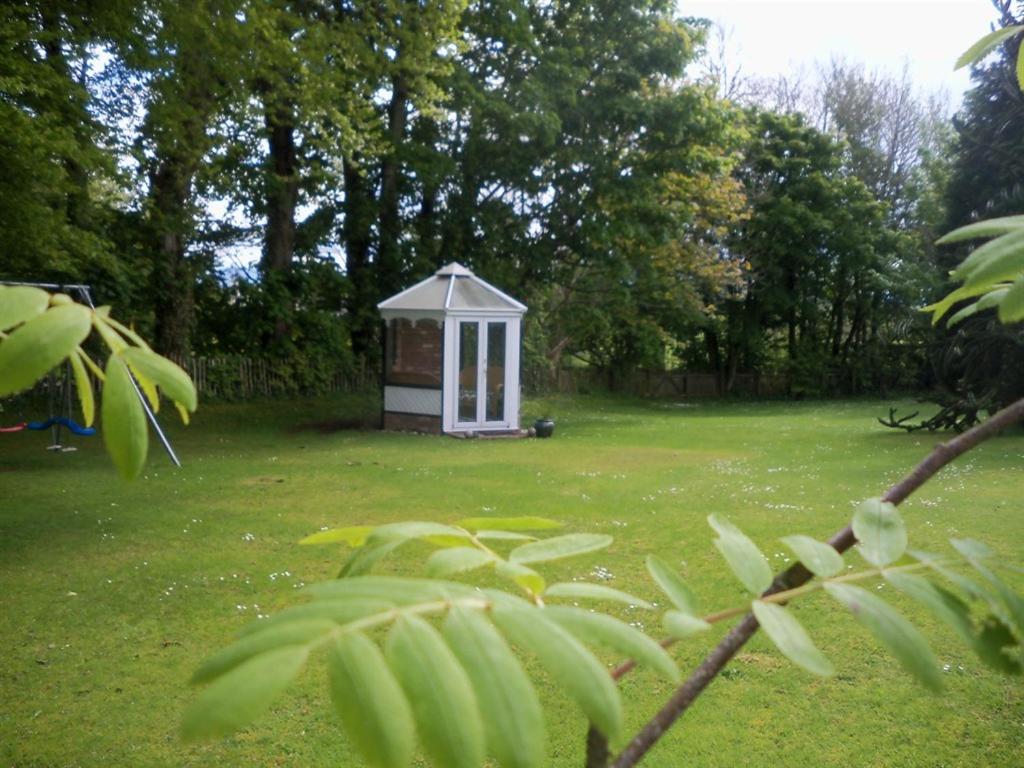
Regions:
[[0, 422, 27, 433]]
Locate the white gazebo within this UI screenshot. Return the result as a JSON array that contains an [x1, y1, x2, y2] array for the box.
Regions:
[[377, 263, 527, 435]]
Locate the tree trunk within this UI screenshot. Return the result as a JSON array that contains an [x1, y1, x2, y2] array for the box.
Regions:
[[342, 159, 377, 359], [377, 73, 410, 298], [149, 161, 195, 358], [262, 106, 298, 273], [144, 49, 215, 357]]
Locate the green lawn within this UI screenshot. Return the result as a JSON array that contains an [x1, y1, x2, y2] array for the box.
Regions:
[[1, 394, 1022, 767]]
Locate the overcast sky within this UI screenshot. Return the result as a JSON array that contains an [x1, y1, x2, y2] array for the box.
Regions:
[[683, 0, 1005, 103]]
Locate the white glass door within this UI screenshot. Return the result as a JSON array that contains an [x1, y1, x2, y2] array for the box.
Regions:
[[455, 319, 508, 427]]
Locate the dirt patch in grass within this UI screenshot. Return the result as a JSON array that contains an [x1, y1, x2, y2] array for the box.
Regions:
[[290, 415, 378, 433]]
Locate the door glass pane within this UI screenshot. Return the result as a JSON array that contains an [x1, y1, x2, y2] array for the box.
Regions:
[[458, 322, 478, 422], [486, 322, 506, 421]]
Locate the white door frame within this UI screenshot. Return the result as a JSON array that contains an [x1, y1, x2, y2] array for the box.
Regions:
[[443, 313, 520, 432]]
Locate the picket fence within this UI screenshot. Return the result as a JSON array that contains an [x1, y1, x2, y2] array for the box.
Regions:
[[171, 358, 779, 400], [170, 356, 377, 399]]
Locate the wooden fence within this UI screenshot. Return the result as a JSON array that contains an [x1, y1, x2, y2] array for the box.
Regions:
[[171, 356, 377, 399], [524, 367, 789, 398], [172, 359, 780, 400]]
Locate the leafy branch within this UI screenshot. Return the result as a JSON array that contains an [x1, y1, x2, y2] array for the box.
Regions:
[[0, 285, 196, 477], [187, 394, 1024, 768]]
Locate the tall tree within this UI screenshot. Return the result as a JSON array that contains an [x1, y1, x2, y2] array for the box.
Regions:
[[0, 1, 120, 282], [714, 111, 903, 394]]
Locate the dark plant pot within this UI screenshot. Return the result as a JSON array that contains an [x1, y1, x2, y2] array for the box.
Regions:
[[534, 418, 555, 438]]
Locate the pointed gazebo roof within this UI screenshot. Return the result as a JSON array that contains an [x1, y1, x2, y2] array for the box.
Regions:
[[378, 262, 527, 315]]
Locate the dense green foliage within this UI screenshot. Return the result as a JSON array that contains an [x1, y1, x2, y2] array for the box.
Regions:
[[6, 0, 1006, 396]]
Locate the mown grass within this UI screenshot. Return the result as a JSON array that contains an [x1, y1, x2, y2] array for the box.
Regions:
[[0, 393, 1022, 767]]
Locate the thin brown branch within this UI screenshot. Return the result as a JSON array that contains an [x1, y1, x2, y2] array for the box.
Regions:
[[595, 396, 1024, 768]]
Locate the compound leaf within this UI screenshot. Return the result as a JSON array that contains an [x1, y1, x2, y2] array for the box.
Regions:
[[663, 610, 711, 638], [825, 582, 942, 692], [0, 285, 49, 331], [708, 515, 772, 595], [443, 607, 545, 768], [427, 547, 496, 577], [544, 605, 678, 682], [752, 601, 834, 677], [385, 615, 484, 768], [457, 516, 563, 532], [852, 498, 906, 567], [300, 525, 375, 546], [182, 645, 308, 741], [509, 534, 612, 565], [780, 535, 844, 578], [329, 632, 415, 768], [102, 354, 148, 479], [544, 582, 653, 609], [492, 604, 621, 740], [0, 303, 91, 397], [645, 555, 698, 614], [192, 619, 334, 684]]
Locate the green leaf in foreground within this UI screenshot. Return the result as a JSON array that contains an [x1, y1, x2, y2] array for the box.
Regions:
[[305, 575, 474, 605], [825, 582, 942, 692], [751, 601, 834, 677], [663, 609, 711, 638], [885, 571, 1020, 675], [780, 534, 844, 577], [951, 539, 1024, 638], [708, 514, 773, 595], [444, 607, 545, 768], [474, 530, 537, 541], [999, 276, 1024, 323], [509, 533, 612, 565], [645, 554, 698, 614], [492, 604, 622, 740], [300, 525, 374, 546], [960, 228, 1024, 289], [237, 598, 394, 636], [954, 24, 1024, 69], [121, 346, 198, 413], [457, 516, 563, 532], [329, 632, 415, 768], [368, 521, 471, 547], [182, 645, 308, 741], [1018, 42, 1024, 91], [385, 615, 484, 768], [936, 214, 1024, 244], [427, 547, 496, 577], [339, 540, 407, 576], [495, 560, 546, 594], [68, 348, 95, 427], [191, 619, 334, 684], [852, 498, 906, 567], [947, 287, 1009, 327], [102, 354, 149, 479], [0, 285, 49, 331], [543, 582, 653, 609], [544, 605, 678, 682], [0, 303, 91, 397]]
